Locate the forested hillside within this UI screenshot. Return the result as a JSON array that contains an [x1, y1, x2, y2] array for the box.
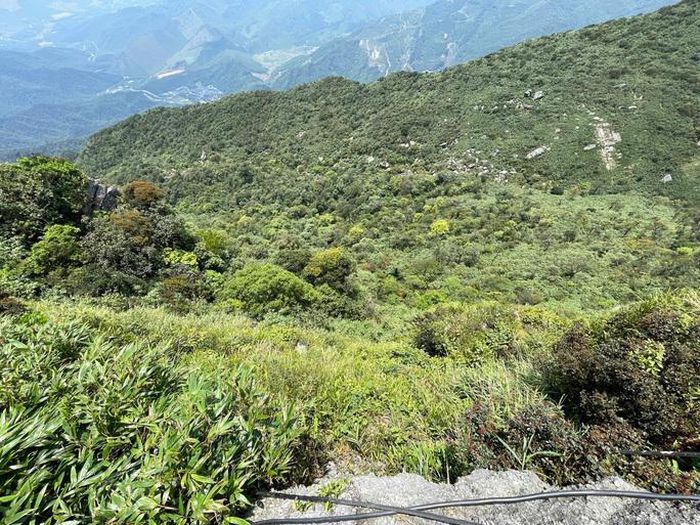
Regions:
[[77, 0, 700, 312], [0, 2, 698, 523], [82, 0, 699, 203], [0, 0, 679, 159]]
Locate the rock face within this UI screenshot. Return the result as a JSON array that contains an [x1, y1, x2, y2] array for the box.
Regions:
[[83, 179, 119, 214], [594, 122, 622, 170], [250, 470, 700, 525]]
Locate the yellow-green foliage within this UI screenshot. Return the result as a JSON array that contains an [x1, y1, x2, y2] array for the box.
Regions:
[[0, 313, 305, 524], [164, 248, 199, 268], [413, 302, 570, 364], [430, 219, 450, 236], [631, 340, 665, 376], [33, 300, 547, 480]]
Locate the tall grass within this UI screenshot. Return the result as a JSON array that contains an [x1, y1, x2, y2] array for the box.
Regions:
[[0, 314, 305, 524]]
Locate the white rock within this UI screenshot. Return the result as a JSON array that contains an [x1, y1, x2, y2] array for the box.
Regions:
[[527, 146, 549, 159]]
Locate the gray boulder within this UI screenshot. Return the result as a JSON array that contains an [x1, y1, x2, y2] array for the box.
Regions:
[[527, 146, 549, 159], [84, 179, 119, 214]]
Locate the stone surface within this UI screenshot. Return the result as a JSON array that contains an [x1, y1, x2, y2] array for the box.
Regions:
[[594, 122, 622, 170], [84, 179, 119, 214], [250, 470, 700, 525], [526, 146, 549, 159]]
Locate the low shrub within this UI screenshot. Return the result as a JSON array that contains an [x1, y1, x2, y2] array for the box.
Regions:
[[412, 302, 560, 363], [448, 402, 699, 492], [222, 263, 321, 318], [0, 315, 311, 523], [413, 302, 519, 362], [546, 291, 700, 448], [0, 289, 26, 316], [303, 247, 356, 295]]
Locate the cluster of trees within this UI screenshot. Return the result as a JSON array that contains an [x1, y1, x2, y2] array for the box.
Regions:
[[3, 154, 698, 320], [1, 158, 195, 297], [0, 157, 366, 319]]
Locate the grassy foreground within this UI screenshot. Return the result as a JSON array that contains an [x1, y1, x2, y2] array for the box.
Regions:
[[1, 291, 698, 523]]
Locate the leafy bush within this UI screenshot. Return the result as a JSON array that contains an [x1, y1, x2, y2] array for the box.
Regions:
[[413, 302, 523, 363], [23, 224, 82, 278], [547, 291, 700, 448], [155, 273, 213, 312], [0, 157, 87, 243], [222, 263, 321, 318], [78, 190, 194, 293], [448, 402, 699, 492], [122, 180, 166, 208], [303, 247, 356, 295], [0, 316, 309, 523]]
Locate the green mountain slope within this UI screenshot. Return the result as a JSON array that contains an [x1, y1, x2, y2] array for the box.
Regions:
[[2, 0, 682, 160], [81, 0, 699, 202], [273, 0, 679, 87], [75, 1, 700, 313], [1, 7, 699, 512]]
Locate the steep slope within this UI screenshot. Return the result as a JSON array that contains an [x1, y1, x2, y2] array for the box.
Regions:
[[46, 0, 435, 75], [0, 0, 438, 158], [273, 0, 679, 87], [81, 0, 700, 204], [2, 0, 685, 160]]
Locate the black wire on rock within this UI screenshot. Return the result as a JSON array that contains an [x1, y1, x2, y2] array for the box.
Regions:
[[251, 489, 700, 525], [252, 492, 480, 525]]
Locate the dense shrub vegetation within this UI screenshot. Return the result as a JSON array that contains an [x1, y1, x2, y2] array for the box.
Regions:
[[0, 2, 698, 522], [0, 313, 308, 523], [548, 292, 700, 448]]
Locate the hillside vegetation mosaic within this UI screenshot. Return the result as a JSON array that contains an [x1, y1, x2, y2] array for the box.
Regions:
[[0, 1, 698, 523]]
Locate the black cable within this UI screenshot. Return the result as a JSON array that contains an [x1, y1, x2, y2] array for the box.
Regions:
[[253, 492, 480, 525], [621, 450, 700, 459], [252, 489, 700, 525]]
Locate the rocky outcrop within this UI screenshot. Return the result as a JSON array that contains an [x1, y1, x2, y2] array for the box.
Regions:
[[83, 179, 119, 214], [594, 122, 622, 170], [251, 470, 700, 525]]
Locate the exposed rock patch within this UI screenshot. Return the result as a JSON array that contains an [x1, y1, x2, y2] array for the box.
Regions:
[[594, 122, 622, 170], [527, 145, 549, 159], [250, 470, 700, 525], [83, 179, 119, 214]]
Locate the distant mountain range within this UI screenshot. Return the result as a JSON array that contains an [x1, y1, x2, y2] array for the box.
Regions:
[[0, 0, 678, 158], [272, 0, 679, 87]]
